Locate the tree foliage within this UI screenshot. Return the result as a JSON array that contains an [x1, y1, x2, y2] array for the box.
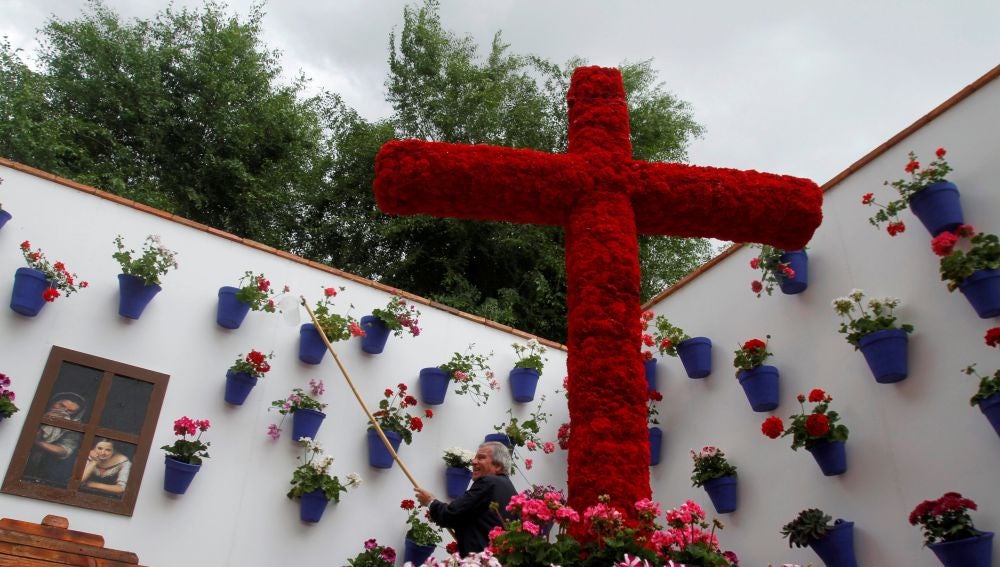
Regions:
[[1, 0, 710, 343]]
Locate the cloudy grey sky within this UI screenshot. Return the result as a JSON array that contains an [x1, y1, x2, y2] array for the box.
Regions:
[[2, 0, 999, 185]]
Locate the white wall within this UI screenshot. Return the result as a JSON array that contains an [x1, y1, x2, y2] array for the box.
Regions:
[[0, 164, 569, 565], [647, 76, 1000, 564]]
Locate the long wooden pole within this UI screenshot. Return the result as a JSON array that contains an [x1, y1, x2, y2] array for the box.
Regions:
[[299, 296, 421, 488]]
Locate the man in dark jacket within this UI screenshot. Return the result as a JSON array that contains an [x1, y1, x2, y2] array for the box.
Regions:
[[415, 441, 517, 556]]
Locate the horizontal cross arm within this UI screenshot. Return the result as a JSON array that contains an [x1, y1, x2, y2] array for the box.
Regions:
[[631, 162, 823, 250], [374, 140, 584, 225]]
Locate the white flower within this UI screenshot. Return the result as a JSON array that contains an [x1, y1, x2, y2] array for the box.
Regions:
[[527, 338, 539, 348], [848, 288, 864, 301], [346, 472, 362, 486]]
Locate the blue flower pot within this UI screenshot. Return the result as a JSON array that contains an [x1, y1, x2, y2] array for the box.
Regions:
[[360, 315, 391, 354], [644, 358, 658, 392], [117, 274, 161, 319], [419, 367, 450, 405], [806, 439, 847, 476], [509, 367, 540, 403], [445, 466, 473, 498], [978, 393, 1000, 437], [928, 531, 993, 567], [298, 324, 327, 364], [298, 489, 330, 523], [163, 456, 201, 495], [291, 408, 326, 443], [909, 180, 964, 236], [223, 370, 258, 405], [809, 519, 858, 567], [737, 365, 780, 412], [216, 286, 251, 329], [0, 209, 12, 230], [958, 268, 1000, 319], [367, 427, 402, 469], [10, 267, 49, 317], [778, 249, 809, 294], [857, 329, 909, 383], [677, 337, 712, 378], [648, 426, 663, 466], [483, 433, 512, 449], [404, 537, 436, 565], [703, 475, 738, 513]]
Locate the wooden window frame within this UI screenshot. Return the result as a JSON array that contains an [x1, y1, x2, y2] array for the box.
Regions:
[[2, 346, 169, 516]]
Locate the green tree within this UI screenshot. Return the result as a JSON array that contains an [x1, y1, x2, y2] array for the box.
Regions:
[[0, 0, 329, 248], [1, 0, 710, 343]]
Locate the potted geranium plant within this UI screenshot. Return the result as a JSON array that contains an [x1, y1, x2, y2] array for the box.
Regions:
[[781, 508, 858, 567], [0, 372, 19, 421], [288, 438, 361, 523], [761, 388, 850, 476], [832, 289, 914, 383], [441, 446, 475, 498], [932, 225, 1000, 318], [11, 240, 88, 317], [651, 315, 713, 379], [400, 498, 442, 565], [748, 243, 808, 296], [509, 338, 548, 402], [421, 346, 495, 406], [300, 286, 366, 364], [732, 336, 779, 412], [368, 383, 433, 469], [655, 499, 740, 566], [345, 538, 397, 567], [267, 379, 328, 442], [360, 293, 422, 354], [161, 416, 211, 495], [690, 445, 738, 513], [216, 271, 288, 329], [647, 390, 664, 466], [639, 310, 658, 391], [962, 362, 1000, 437], [865, 147, 962, 237], [111, 234, 178, 319], [490, 396, 552, 473], [909, 492, 994, 566], [223, 349, 274, 405]]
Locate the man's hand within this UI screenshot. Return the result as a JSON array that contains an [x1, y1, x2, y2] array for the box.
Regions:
[[414, 486, 435, 507]]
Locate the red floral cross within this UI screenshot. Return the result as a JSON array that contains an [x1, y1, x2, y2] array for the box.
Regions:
[[374, 66, 822, 523]]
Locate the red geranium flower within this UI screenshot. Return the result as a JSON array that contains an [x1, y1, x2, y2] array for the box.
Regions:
[[930, 231, 959, 256], [400, 499, 415, 510], [807, 388, 826, 403], [446, 541, 459, 554], [935, 147, 946, 159], [805, 413, 830, 437], [42, 287, 60, 302], [904, 159, 920, 173], [751, 280, 763, 294], [886, 221, 906, 236], [743, 339, 766, 351], [861, 193, 874, 205], [408, 416, 423, 432], [985, 327, 1000, 348], [761, 416, 784, 439]]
